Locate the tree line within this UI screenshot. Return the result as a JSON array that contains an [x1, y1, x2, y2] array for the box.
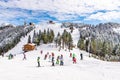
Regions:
[[28, 29, 73, 52]]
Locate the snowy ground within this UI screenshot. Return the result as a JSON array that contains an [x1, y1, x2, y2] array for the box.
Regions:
[[0, 23, 120, 80], [1, 45, 120, 80]]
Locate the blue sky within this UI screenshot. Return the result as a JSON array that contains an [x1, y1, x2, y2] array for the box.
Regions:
[[0, 0, 120, 25]]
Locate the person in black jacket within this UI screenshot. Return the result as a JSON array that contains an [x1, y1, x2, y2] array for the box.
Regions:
[[37, 57, 40, 67], [80, 53, 83, 60]]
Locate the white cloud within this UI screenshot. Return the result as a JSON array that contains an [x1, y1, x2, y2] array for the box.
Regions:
[[0, 9, 32, 24], [85, 11, 120, 21], [0, 0, 120, 24], [0, 0, 119, 14], [49, 13, 78, 21]]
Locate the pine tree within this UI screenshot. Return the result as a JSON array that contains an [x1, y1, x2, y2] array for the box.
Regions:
[[38, 30, 41, 44], [85, 39, 89, 52], [32, 30, 37, 43], [55, 32, 60, 47], [49, 29, 55, 43], [89, 39, 97, 54], [62, 29, 67, 49], [68, 32, 73, 51], [42, 29, 48, 44], [77, 38, 85, 50]]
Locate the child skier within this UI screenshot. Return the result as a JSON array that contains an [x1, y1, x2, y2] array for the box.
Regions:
[[37, 57, 40, 67], [70, 53, 72, 57], [60, 54, 64, 66], [44, 54, 47, 60], [56, 56, 60, 64], [72, 53, 77, 64], [40, 50, 43, 54], [51, 53, 55, 66], [52, 56, 55, 66], [8, 53, 13, 60], [73, 57, 77, 64]]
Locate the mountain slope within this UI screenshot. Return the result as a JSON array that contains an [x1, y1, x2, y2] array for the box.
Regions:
[[0, 23, 120, 80]]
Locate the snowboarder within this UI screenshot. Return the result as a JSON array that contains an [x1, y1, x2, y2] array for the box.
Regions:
[[60, 54, 64, 66], [80, 53, 83, 60], [37, 57, 40, 67], [23, 52, 26, 60], [56, 56, 60, 64]]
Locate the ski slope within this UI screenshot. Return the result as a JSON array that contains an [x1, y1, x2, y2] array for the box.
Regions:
[[0, 23, 120, 80]]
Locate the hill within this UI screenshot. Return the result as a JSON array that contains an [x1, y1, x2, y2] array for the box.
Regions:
[[0, 22, 120, 80]]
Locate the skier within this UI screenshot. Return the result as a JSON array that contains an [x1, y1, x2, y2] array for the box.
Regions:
[[80, 53, 83, 60], [73, 57, 77, 64], [23, 52, 26, 60], [70, 53, 72, 57], [51, 53, 55, 66], [72, 53, 76, 58], [52, 52, 54, 57], [72, 53, 77, 64], [47, 52, 49, 55], [44, 54, 47, 60], [52, 56, 55, 66], [72, 53, 76, 61], [56, 56, 60, 64], [8, 53, 14, 60], [60, 54, 64, 66], [8, 54, 11, 60], [40, 50, 43, 54], [37, 57, 40, 67]]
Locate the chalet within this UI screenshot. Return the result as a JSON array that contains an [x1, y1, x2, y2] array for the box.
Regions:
[[23, 43, 36, 52]]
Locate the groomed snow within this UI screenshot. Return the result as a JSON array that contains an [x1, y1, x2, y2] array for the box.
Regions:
[[0, 23, 120, 80]]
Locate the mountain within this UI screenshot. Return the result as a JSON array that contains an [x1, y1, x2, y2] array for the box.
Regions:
[[62, 22, 120, 60], [0, 24, 34, 54], [0, 22, 120, 80]]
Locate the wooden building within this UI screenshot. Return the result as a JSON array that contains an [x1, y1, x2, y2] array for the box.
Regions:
[[23, 43, 36, 52]]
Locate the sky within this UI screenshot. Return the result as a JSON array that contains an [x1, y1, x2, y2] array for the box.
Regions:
[[0, 0, 120, 25]]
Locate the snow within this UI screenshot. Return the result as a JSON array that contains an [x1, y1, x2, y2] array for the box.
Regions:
[[113, 27, 120, 34], [1, 23, 120, 80], [71, 28, 80, 46]]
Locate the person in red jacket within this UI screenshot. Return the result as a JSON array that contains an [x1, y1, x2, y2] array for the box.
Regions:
[[73, 57, 76, 64]]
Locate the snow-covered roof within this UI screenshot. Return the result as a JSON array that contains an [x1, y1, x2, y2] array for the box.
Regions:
[[24, 43, 36, 46]]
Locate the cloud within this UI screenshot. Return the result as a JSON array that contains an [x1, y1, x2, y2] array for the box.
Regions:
[[85, 11, 120, 21], [0, 0, 120, 24]]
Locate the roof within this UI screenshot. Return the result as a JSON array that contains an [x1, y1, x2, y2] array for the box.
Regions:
[[24, 43, 36, 46]]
